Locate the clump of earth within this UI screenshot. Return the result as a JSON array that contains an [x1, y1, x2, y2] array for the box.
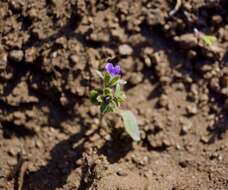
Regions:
[[0, 0, 228, 189]]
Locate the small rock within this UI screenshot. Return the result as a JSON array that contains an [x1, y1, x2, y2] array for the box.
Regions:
[[60, 95, 69, 106], [174, 34, 198, 48], [186, 105, 198, 115], [8, 147, 20, 157], [0, 51, 7, 69], [158, 94, 169, 108], [69, 54, 79, 64], [28, 8, 38, 20], [25, 47, 37, 63], [200, 136, 209, 144], [211, 15, 223, 25], [118, 44, 133, 56], [187, 50, 197, 59], [89, 133, 100, 142], [35, 139, 43, 148], [9, 50, 24, 62], [116, 170, 128, 176], [180, 119, 192, 135], [162, 139, 171, 147], [144, 57, 151, 67]]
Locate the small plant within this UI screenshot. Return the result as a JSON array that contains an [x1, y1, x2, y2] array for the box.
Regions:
[[201, 34, 217, 46], [90, 62, 140, 141], [194, 28, 217, 46]]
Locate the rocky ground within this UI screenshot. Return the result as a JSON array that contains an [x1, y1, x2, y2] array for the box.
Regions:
[[0, 0, 228, 189]]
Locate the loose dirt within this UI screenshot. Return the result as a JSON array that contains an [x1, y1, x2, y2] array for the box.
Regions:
[[0, 0, 228, 189]]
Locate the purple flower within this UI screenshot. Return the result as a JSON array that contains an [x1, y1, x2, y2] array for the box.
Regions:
[[105, 63, 121, 76]]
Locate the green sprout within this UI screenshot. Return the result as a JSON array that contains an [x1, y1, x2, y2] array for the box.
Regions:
[[200, 34, 217, 46], [90, 63, 140, 141]]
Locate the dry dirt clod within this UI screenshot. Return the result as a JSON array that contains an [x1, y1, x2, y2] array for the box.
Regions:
[[186, 105, 198, 115], [25, 47, 37, 63], [158, 94, 169, 108], [69, 54, 79, 64], [118, 44, 133, 56], [180, 118, 192, 135], [200, 136, 209, 144], [8, 147, 20, 157], [9, 50, 24, 62], [0, 50, 7, 70], [116, 170, 128, 176], [211, 15, 223, 25], [174, 33, 198, 48]]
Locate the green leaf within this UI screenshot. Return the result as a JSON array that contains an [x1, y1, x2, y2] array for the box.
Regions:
[[104, 73, 111, 87], [117, 93, 126, 102], [90, 90, 99, 104], [120, 110, 140, 141], [100, 102, 114, 113], [104, 87, 112, 96], [115, 84, 126, 102], [96, 95, 103, 103], [109, 76, 120, 86], [115, 83, 121, 97], [113, 97, 120, 107], [201, 35, 216, 46]]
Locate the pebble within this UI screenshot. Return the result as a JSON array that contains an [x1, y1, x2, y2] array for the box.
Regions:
[[25, 47, 37, 63], [118, 44, 133, 56], [69, 54, 79, 64], [116, 169, 128, 176], [158, 94, 169, 108], [174, 33, 198, 48], [186, 105, 198, 115], [35, 139, 43, 148], [200, 136, 209, 144], [180, 119, 192, 135], [9, 50, 24, 62], [211, 15, 223, 25], [187, 50, 197, 59], [8, 147, 20, 157], [60, 95, 69, 106]]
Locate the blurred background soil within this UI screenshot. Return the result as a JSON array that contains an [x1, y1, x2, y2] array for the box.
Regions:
[[0, 0, 228, 189]]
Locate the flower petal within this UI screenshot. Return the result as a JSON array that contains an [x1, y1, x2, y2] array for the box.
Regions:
[[105, 63, 114, 74], [113, 65, 121, 75]]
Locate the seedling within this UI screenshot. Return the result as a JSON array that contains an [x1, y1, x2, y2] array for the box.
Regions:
[[90, 62, 140, 141], [201, 34, 217, 46], [194, 28, 217, 46]]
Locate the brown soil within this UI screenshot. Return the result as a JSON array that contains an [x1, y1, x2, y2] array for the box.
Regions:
[[0, 0, 228, 189]]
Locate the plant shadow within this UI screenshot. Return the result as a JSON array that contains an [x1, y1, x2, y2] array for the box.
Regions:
[[23, 122, 133, 190], [98, 127, 133, 164], [23, 123, 95, 190]]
